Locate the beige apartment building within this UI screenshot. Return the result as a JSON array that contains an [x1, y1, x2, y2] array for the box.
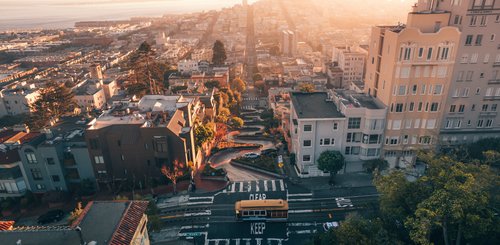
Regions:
[[431, 0, 500, 148], [365, 0, 463, 167]]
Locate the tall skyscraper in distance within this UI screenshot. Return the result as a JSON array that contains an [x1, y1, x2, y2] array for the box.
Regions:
[[281, 29, 298, 57]]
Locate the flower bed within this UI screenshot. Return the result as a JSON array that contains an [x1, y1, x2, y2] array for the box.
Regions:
[[232, 155, 278, 173]]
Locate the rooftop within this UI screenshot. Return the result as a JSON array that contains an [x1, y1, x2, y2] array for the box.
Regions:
[[332, 90, 384, 110], [290, 92, 344, 119], [0, 201, 149, 245]]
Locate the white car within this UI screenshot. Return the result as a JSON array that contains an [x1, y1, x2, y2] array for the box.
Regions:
[[323, 221, 339, 231], [243, 152, 260, 159]]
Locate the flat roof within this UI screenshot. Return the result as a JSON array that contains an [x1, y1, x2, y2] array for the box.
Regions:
[[291, 92, 345, 119]]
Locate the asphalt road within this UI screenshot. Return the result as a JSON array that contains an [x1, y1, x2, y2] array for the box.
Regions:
[[154, 179, 379, 245]]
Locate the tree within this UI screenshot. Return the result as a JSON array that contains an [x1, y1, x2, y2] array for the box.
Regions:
[[194, 124, 215, 148], [28, 81, 76, 130], [126, 41, 169, 97], [405, 154, 497, 245], [204, 80, 221, 89], [161, 160, 185, 195], [68, 202, 84, 224], [317, 150, 344, 183], [231, 78, 246, 92], [252, 73, 263, 82], [299, 83, 315, 92], [363, 159, 389, 173], [229, 117, 244, 128], [212, 40, 227, 66]]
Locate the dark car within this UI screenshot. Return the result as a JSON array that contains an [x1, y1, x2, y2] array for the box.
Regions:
[[261, 148, 278, 156], [37, 209, 65, 225]]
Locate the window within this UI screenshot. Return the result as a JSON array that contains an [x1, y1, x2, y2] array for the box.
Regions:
[[403, 47, 412, 60], [472, 104, 476, 111], [398, 85, 406, 95], [480, 16, 487, 26], [409, 102, 415, 112], [31, 168, 43, 180], [363, 134, 381, 144], [419, 136, 432, 145], [476, 87, 481, 95], [445, 120, 453, 129], [466, 71, 474, 80], [454, 15, 462, 24], [302, 155, 311, 162], [492, 104, 497, 111], [462, 87, 470, 97], [46, 158, 55, 165], [89, 138, 99, 149], [420, 84, 426, 95], [347, 118, 361, 129], [303, 125, 312, 132], [470, 15, 478, 26], [303, 140, 312, 147], [484, 54, 490, 63], [459, 105, 465, 112], [396, 103, 404, 112], [450, 105, 456, 112], [486, 87, 494, 96], [94, 156, 104, 164], [345, 146, 360, 155], [389, 137, 399, 145], [482, 104, 489, 111], [333, 123, 338, 130], [486, 119, 494, 128], [477, 119, 484, 128], [25, 150, 37, 164], [52, 175, 60, 182], [434, 85, 443, 95], [418, 48, 424, 58], [430, 103, 439, 112], [346, 133, 362, 143], [418, 102, 423, 112], [427, 48, 433, 60], [461, 54, 468, 63], [412, 85, 417, 95], [324, 138, 332, 145], [465, 35, 473, 45], [471, 53, 478, 63], [475, 35, 483, 46], [440, 47, 449, 60], [154, 136, 168, 153]]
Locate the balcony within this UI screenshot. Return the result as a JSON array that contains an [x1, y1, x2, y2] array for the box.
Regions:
[[487, 79, 500, 84]]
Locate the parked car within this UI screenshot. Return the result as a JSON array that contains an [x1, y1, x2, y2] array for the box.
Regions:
[[243, 152, 260, 159], [261, 148, 278, 156], [37, 209, 65, 224], [323, 221, 339, 231]]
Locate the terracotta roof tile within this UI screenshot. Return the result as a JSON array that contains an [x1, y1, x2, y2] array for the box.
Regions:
[[0, 221, 15, 231], [109, 201, 149, 245]]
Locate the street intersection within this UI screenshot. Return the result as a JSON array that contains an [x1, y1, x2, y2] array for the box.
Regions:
[[154, 179, 379, 245]]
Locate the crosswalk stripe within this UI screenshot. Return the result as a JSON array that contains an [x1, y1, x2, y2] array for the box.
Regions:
[[255, 180, 260, 192], [264, 180, 268, 191], [247, 181, 251, 192], [279, 179, 285, 191], [231, 183, 235, 193], [239, 182, 243, 192], [271, 180, 276, 191]]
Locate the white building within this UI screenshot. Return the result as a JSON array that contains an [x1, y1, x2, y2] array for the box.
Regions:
[[0, 83, 40, 116], [289, 91, 386, 177], [178, 60, 200, 74], [73, 80, 106, 111], [281, 30, 298, 57], [333, 46, 367, 88]]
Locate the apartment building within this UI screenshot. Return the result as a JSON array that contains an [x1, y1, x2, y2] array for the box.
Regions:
[[0, 130, 30, 198], [85, 95, 199, 186], [364, 2, 462, 167], [289, 91, 386, 177], [18, 119, 96, 193], [0, 83, 39, 117], [73, 80, 107, 111], [282, 30, 298, 57], [333, 46, 368, 88], [430, 0, 500, 147]]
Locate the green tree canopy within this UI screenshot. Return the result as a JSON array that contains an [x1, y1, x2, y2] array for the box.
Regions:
[[212, 40, 227, 66], [28, 81, 76, 130], [317, 150, 344, 182], [229, 117, 244, 128], [231, 78, 246, 92], [204, 80, 222, 89], [299, 83, 315, 92], [194, 124, 215, 148]]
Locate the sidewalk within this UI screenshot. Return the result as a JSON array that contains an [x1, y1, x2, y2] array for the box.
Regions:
[[296, 172, 374, 191]]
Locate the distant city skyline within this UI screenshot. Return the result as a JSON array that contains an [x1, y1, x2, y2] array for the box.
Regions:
[[0, 0, 259, 31]]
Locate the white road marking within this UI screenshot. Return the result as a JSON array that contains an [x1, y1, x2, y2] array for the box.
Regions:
[[287, 198, 313, 202], [271, 180, 276, 191], [287, 193, 313, 197], [288, 209, 313, 213], [184, 210, 211, 217], [279, 179, 285, 191], [178, 231, 208, 237], [231, 182, 236, 193], [233, 239, 240, 245], [180, 224, 209, 229], [239, 182, 244, 192], [287, 222, 317, 226], [247, 181, 252, 192], [189, 196, 213, 201], [255, 181, 260, 192], [264, 180, 268, 191], [187, 201, 212, 205]]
